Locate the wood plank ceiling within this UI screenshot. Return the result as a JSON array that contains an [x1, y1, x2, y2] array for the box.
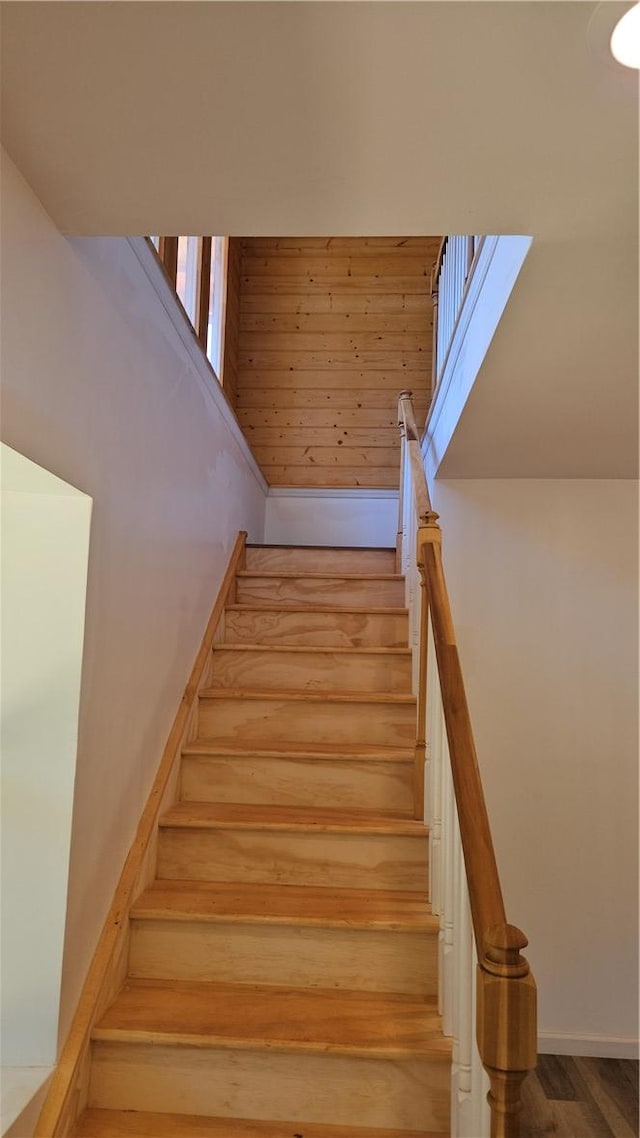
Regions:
[[233, 237, 441, 489]]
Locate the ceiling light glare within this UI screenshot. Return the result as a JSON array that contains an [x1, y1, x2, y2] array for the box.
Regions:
[[610, 3, 640, 68]]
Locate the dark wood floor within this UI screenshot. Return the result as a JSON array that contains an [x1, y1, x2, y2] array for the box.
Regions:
[[521, 1054, 638, 1137]]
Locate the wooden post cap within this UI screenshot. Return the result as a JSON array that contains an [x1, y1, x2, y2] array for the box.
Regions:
[[483, 923, 530, 979], [416, 516, 442, 545]]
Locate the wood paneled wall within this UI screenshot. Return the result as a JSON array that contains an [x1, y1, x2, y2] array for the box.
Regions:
[[234, 237, 440, 488], [222, 238, 242, 408]]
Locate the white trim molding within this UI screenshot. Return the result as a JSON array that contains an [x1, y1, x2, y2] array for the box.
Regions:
[[423, 234, 532, 482], [538, 1033, 640, 1060]]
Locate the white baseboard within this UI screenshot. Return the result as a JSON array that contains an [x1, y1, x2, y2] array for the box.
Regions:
[[538, 1032, 639, 1059]]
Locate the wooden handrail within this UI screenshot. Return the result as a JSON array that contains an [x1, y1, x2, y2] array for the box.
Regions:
[[397, 390, 536, 1138], [398, 392, 433, 524]]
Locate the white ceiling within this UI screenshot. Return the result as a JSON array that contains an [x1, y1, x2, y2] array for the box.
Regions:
[[1, 1, 637, 477]]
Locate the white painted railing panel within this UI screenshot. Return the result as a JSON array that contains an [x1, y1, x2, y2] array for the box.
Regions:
[[434, 234, 475, 391], [472, 962, 492, 1138]]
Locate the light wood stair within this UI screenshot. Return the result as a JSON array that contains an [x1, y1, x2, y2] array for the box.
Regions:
[[179, 741, 415, 811], [197, 688, 417, 747], [235, 571, 406, 608], [244, 545, 398, 573], [209, 644, 413, 693], [223, 605, 409, 648], [129, 881, 439, 994], [75, 1110, 445, 1137], [157, 802, 428, 890], [74, 544, 450, 1137]]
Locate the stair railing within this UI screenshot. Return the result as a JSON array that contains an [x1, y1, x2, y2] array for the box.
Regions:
[[430, 235, 479, 398], [397, 390, 536, 1138]]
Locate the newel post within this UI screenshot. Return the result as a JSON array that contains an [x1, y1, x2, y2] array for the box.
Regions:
[[477, 924, 537, 1138]]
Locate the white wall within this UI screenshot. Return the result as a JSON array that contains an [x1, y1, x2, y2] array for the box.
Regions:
[[0, 150, 267, 1050], [430, 478, 639, 1054], [265, 489, 398, 549], [1, 446, 91, 1073], [1, 451, 92, 1137]]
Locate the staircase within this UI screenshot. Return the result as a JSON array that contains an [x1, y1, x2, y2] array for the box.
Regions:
[[74, 544, 452, 1138]]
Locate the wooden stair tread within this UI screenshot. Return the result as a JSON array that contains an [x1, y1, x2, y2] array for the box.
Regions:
[[75, 1107, 443, 1137], [182, 740, 413, 762], [213, 643, 411, 656], [93, 979, 451, 1058], [160, 802, 425, 835], [64, 545, 452, 1138], [131, 881, 436, 929], [236, 572, 404, 581], [225, 603, 408, 615], [199, 687, 416, 704], [246, 544, 396, 552]]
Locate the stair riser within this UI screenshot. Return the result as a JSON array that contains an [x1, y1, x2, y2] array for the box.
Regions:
[[157, 828, 428, 891], [224, 609, 408, 648], [180, 755, 414, 812], [128, 921, 437, 996], [89, 1042, 450, 1132], [236, 577, 405, 608], [245, 548, 397, 574], [198, 697, 416, 748], [210, 649, 412, 693]]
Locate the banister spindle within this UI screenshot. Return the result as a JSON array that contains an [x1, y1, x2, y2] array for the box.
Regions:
[[428, 655, 444, 915], [414, 559, 429, 819]]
